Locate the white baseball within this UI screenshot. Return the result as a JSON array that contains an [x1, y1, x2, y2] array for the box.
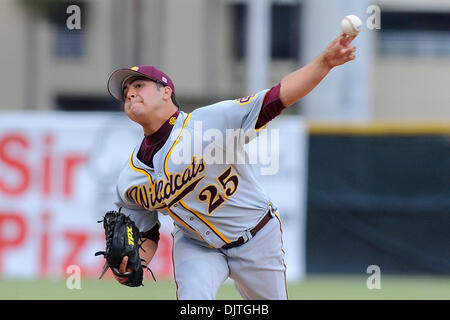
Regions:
[[341, 15, 362, 36]]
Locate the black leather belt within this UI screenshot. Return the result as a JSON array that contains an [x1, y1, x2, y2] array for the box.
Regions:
[[222, 211, 272, 250]]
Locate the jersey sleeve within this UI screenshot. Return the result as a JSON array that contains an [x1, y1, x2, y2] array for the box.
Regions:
[[194, 88, 270, 135], [113, 185, 159, 233], [232, 88, 271, 132]]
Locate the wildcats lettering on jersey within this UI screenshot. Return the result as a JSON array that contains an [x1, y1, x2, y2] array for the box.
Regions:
[[127, 156, 206, 210]]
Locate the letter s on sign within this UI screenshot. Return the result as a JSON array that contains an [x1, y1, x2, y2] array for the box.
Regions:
[[0, 134, 31, 195]]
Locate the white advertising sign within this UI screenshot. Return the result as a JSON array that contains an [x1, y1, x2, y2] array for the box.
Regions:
[[0, 112, 306, 280]]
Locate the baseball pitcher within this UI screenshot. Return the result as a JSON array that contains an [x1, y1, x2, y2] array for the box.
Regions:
[[97, 33, 357, 299]]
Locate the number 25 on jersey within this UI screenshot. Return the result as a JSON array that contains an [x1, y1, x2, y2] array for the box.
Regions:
[[197, 165, 239, 215]]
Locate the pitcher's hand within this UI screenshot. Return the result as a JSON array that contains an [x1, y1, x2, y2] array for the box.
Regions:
[[323, 33, 357, 68], [113, 256, 133, 285]]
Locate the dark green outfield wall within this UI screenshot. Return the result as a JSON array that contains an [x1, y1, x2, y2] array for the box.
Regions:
[[306, 133, 450, 275]]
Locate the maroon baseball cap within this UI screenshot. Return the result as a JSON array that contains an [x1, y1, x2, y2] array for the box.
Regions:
[[107, 65, 176, 102]]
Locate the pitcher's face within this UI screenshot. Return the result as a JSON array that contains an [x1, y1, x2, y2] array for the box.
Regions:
[[122, 77, 163, 122]]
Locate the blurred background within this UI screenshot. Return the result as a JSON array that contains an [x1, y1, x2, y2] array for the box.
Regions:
[[0, 0, 449, 299]]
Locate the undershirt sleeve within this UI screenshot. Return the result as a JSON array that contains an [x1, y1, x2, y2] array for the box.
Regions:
[[255, 83, 286, 130]]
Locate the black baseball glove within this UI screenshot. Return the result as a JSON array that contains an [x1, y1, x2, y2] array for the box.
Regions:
[[95, 209, 155, 287]]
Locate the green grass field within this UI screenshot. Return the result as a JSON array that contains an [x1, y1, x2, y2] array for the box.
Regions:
[[1, 275, 449, 300]]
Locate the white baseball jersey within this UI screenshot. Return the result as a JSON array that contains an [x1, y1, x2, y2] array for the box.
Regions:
[[114, 88, 276, 249]]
